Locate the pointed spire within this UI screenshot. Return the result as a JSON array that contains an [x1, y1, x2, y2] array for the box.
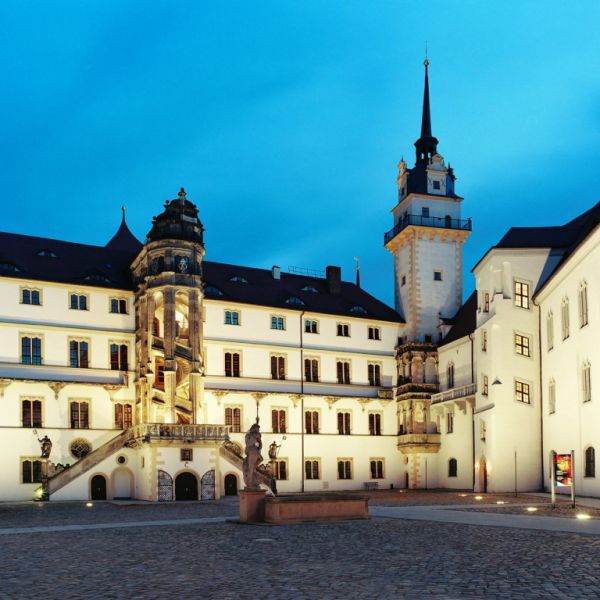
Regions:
[[414, 59, 439, 164], [121, 206, 126, 224]]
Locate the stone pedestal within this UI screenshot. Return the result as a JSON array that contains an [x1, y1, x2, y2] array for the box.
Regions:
[[239, 488, 267, 523]]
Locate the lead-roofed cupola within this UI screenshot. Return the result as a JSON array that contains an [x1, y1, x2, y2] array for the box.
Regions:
[[146, 188, 204, 245]]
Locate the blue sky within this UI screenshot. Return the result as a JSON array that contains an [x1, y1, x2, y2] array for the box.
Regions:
[[2, 1, 600, 306]]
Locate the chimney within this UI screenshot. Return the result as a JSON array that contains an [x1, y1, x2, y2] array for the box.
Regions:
[[326, 265, 341, 295], [272, 265, 281, 280]]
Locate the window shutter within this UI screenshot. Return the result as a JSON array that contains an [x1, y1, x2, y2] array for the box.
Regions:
[[225, 353, 232, 377], [270, 356, 277, 379], [71, 402, 79, 428], [22, 400, 31, 427], [337, 412, 343, 434], [233, 408, 240, 432], [124, 404, 132, 428], [80, 402, 89, 428], [272, 410, 278, 432], [313, 411, 319, 434], [22, 460, 31, 483], [311, 360, 318, 382], [304, 359, 311, 381], [120, 345, 128, 370], [115, 403, 123, 429], [32, 400, 42, 428]]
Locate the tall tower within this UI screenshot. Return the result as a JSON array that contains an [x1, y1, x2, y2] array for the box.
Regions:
[[384, 60, 471, 342], [131, 188, 206, 425]]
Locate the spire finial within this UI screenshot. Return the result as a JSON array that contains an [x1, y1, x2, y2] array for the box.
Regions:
[[424, 40, 429, 67], [414, 55, 438, 163], [178, 187, 187, 205], [354, 256, 361, 288], [121, 206, 126, 224]]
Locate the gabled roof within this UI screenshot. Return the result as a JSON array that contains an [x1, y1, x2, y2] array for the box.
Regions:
[[202, 261, 403, 323], [438, 291, 477, 347]]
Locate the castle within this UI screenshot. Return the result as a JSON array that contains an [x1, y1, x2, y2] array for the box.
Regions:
[[1, 62, 597, 502]]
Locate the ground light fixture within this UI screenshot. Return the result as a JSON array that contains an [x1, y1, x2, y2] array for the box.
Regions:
[[475, 495, 483, 500], [576, 514, 592, 520], [86, 502, 93, 508], [458, 493, 468, 497], [496, 501, 506, 505], [526, 507, 538, 512]]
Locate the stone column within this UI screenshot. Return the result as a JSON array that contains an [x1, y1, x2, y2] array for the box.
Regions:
[[162, 286, 177, 422]]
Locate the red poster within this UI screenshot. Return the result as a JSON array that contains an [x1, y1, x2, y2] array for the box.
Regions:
[[554, 454, 573, 487]]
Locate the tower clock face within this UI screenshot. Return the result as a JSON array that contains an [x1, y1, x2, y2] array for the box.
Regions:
[[178, 257, 189, 273]]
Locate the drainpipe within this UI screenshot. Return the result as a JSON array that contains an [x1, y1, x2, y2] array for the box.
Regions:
[[535, 298, 544, 491], [469, 332, 475, 491], [300, 310, 305, 493]]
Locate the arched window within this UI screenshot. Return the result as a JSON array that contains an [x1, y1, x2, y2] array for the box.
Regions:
[[585, 447, 595, 478], [582, 361, 592, 403], [561, 297, 570, 340], [448, 458, 458, 477], [579, 281, 589, 328]]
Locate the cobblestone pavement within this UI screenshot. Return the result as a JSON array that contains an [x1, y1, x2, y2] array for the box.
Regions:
[[2, 502, 600, 599]]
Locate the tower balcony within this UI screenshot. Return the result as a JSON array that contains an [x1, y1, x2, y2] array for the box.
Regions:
[[384, 214, 472, 245]]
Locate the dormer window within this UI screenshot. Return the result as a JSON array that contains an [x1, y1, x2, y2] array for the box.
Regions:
[[229, 275, 248, 283], [84, 273, 111, 284], [432, 180, 440, 190], [285, 296, 305, 307], [0, 262, 21, 273], [204, 285, 224, 297], [350, 305, 367, 315], [301, 286, 318, 294], [37, 249, 57, 258]]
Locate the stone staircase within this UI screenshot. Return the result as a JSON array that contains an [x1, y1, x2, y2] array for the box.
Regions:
[[46, 430, 130, 497], [219, 441, 273, 488]]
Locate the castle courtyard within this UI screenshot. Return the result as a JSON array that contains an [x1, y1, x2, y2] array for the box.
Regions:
[[2, 493, 600, 599]]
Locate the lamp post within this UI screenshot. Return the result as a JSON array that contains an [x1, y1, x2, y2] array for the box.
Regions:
[[268, 437, 285, 495]]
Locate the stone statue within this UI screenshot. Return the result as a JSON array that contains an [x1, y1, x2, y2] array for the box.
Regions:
[[242, 420, 263, 489], [268, 440, 280, 461], [38, 435, 52, 459]]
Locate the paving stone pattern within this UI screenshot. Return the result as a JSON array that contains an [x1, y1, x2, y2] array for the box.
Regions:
[[2, 504, 600, 599]]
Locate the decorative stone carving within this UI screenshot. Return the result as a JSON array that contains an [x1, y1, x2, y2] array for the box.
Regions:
[[242, 419, 264, 489], [38, 435, 52, 458], [70, 438, 91, 459], [47, 382, 67, 400]]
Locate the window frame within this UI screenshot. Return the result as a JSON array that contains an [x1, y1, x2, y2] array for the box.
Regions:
[[303, 356, 319, 383], [446, 411, 454, 434], [582, 361, 592, 403], [109, 341, 129, 371], [69, 399, 91, 429], [448, 458, 458, 478], [514, 280, 530, 310], [433, 270, 443, 282], [337, 458, 353, 480], [224, 350, 242, 378], [514, 332, 531, 357], [367, 326, 381, 341], [367, 362, 382, 387], [109, 297, 129, 315], [336, 322, 351, 337], [272, 458, 288, 480], [69, 338, 90, 368], [304, 458, 321, 480], [224, 309, 241, 326], [271, 407, 287, 434], [20, 287, 42, 306], [579, 282, 589, 328], [304, 318, 319, 334], [270, 354, 287, 380], [20, 333, 43, 366], [21, 397, 43, 428], [336, 359, 351, 384], [546, 311, 554, 351], [305, 409, 320, 434], [114, 402, 133, 429], [514, 379, 532, 405], [21, 457, 45, 484], [585, 446, 596, 478], [561, 297, 570, 340], [368, 411, 383, 436], [270, 315, 286, 331], [336, 410, 352, 435], [369, 458, 385, 479], [224, 405, 243, 433], [548, 379, 556, 415], [69, 292, 89, 311]]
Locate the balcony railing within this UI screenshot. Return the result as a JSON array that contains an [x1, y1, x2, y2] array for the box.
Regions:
[[128, 423, 229, 442], [384, 214, 472, 244], [431, 382, 477, 405]]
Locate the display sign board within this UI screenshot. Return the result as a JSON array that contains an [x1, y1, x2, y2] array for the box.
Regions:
[[554, 453, 573, 487]]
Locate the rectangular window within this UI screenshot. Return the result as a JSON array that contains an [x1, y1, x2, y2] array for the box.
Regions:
[[548, 381, 556, 415], [224, 310, 240, 326], [367, 363, 382, 386], [22, 399, 42, 428], [368, 326, 381, 340], [336, 361, 351, 384], [579, 286, 589, 328], [69, 340, 89, 368], [337, 459, 352, 480], [110, 343, 128, 370], [155, 357, 165, 389], [115, 403, 133, 429], [21, 336, 42, 365], [483, 292, 490, 312], [514, 281, 530, 309], [547, 312, 554, 351], [304, 358, 319, 383], [70, 401, 89, 429], [22, 459, 43, 484], [370, 459, 384, 479], [273, 459, 288, 480], [225, 352, 241, 377], [225, 406, 242, 433], [433, 270, 443, 281], [336, 323, 350, 337], [421, 206, 430, 217], [481, 330, 487, 352], [480, 420, 487, 441], [482, 375, 489, 396], [272, 409, 287, 433], [515, 380, 531, 404], [337, 411, 351, 435], [304, 319, 318, 334], [562, 300, 570, 340], [270, 355, 286, 380], [515, 333, 531, 357], [432, 180, 441, 190], [271, 316, 285, 330], [70, 293, 88, 310], [446, 412, 454, 434], [583, 364, 592, 403], [305, 410, 319, 434], [110, 298, 128, 314], [368, 412, 382, 436], [305, 459, 320, 480], [180, 449, 193, 462], [21, 288, 42, 306], [401, 275, 406, 286]]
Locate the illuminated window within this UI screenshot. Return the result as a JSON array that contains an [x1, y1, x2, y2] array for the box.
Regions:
[[514, 280, 530, 309], [515, 380, 531, 404], [515, 334, 530, 357], [115, 403, 133, 429]]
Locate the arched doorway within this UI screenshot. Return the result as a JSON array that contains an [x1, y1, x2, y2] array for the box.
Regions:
[[91, 474, 107, 500], [157, 470, 173, 502], [201, 469, 216, 500], [479, 458, 488, 493], [224, 473, 238, 496], [112, 468, 133, 499], [175, 472, 198, 501]]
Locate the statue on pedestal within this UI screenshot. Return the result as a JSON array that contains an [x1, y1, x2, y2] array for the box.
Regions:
[[242, 419, 263, 489], [38, 435, 52, 459]]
